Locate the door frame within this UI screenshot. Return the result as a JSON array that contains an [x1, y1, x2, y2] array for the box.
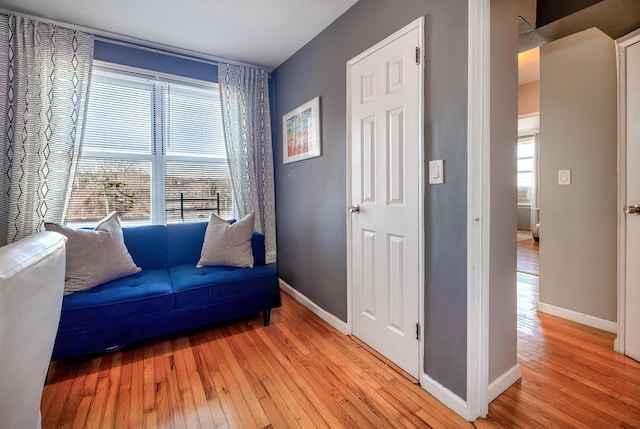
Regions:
[[615, 29, 640, 354], [345, 16, 425, 379], [345, 5, 493, 421], [467, 0, 491, 420]]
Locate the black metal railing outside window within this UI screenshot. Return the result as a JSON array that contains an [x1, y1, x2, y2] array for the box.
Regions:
[[165, 192, 221, 221]]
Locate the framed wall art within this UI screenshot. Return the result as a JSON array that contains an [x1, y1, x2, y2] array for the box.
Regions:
[[282, 96, 321, 164]]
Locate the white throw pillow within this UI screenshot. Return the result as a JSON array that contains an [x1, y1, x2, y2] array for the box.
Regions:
[[45, 212, 141, 294], [197, 212, 255, 268]]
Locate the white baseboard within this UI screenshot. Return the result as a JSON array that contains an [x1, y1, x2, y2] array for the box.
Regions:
[[278, 278, 349, 334], [537, 301, 617, 333], [488, 364, 521, 403], [614, 337, 622, 353], [420, 373, 470, 420]]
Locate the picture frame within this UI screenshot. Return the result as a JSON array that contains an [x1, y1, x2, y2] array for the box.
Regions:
[[282, 96, 321, 164]]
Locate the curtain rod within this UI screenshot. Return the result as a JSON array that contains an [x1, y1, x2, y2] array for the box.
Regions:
[[0, 8, 272, 72]]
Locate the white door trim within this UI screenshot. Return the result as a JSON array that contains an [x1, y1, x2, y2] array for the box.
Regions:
[[420, 1, 492, 419], [345, 15, 425, 379], [615, 29, 640, 354], [467, 0, 491, 420]]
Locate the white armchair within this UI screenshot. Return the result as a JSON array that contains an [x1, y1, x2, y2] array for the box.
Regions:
[[0, 232, 66, 429]]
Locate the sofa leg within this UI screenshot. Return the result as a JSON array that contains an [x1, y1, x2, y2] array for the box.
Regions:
[[263, 309, 272, 326]]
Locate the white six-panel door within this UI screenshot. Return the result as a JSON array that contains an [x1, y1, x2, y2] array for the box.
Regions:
[[347, 19, 423, 378], [624, 40, 640, 362]]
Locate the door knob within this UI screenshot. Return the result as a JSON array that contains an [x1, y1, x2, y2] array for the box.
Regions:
[[624, 205, 640, 215], [348, 204, 360, 214]]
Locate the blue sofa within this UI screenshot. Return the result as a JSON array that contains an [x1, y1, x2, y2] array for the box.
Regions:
[[51, 221, 280, 360]]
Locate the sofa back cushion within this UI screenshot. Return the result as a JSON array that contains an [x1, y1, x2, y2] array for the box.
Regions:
[[120, 222, 266, 269], [250, 231, 266, 266], [123, 225, 168, 269], [167, 222, 208, 267], [166, 221, 266, 267]]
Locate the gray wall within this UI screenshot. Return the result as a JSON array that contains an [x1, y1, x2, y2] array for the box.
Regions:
[[539, 28, 617, 322], [273, 0, 469, 399], [518, 80, 540, 116], [489, 0, 519, 384]]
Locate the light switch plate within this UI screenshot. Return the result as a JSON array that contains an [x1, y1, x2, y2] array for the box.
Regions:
[[558, 169, 571, 185], [429, 160, 444, 184]]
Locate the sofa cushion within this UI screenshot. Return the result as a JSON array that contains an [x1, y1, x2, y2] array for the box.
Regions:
[[166, 222, 208, 267], [169, 263, 277, 308], [45, 212, 141, 294], [197, 212, 255, 268], [250, 232, 266, 266], [57, 268, 174, 332], [123, 224, 168, 270], [166, 221, 267, 267]]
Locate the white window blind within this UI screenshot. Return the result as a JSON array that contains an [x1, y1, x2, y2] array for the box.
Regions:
[[66, 65, 232, 225], [164, 84, 226, 157], [517, 135, 535, 205], [83, 74, 153, 154]]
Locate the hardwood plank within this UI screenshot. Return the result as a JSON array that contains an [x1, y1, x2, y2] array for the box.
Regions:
[[141, 345, 156, 415], [41, 361, 78, 429], [162, 346, 188, 429], [252, 324, 340, 428], [58, 361, 97, 429], [150, 342, 171, 429], [129, 347, 145, 429], [202, 332, 254, 429], [224, 325, 304, 428], [84, 363, 112, 429], [70, 396, 92, 429], [42, 246, 640, 429], [188, 332, 231, 427], [241, 341, 300, 414], [479, 244, 640, 428], [174, 339, 217, 429], [41, 293, 470, 428], [210, 330, 263, 429], [114, 347, 134, 429], [517, 238, 539, 276], [170, 338, 203, 429], [215, 329, 271, 428]]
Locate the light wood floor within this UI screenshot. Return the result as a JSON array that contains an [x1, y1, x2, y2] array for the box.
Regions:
[[477, 238, 640, 428], [42, 292, 471, 429], [42, 240, 640, 428], [516, 237, 539, 276]]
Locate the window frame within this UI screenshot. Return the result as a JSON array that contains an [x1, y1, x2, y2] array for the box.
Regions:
[[517, 134, 535, 206], [71, 61, 229, 226]]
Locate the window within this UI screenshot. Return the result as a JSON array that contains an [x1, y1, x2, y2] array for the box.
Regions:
[[66, 65, 232, 225], [517, 135, 535, 205]]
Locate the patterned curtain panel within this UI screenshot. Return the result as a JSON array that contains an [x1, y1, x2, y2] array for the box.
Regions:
[[0, 14, 94, 246], [218, 63, 276, 263]]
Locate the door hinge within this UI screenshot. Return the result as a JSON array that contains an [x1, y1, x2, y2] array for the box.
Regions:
[[416, 323, 420, 341], [415, 47, 421, 65]]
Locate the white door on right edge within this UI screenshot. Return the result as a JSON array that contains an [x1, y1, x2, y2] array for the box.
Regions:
[[348, 21, 422, 379], [625, 40, 640, 362]]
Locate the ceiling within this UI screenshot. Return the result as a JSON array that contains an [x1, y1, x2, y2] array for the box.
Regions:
[[0, 0, 359, 70], [5, 0, 637, 83], [517, 0, 640, 87], [519, 0, 640, 52], [518, 0, 640, 52]]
